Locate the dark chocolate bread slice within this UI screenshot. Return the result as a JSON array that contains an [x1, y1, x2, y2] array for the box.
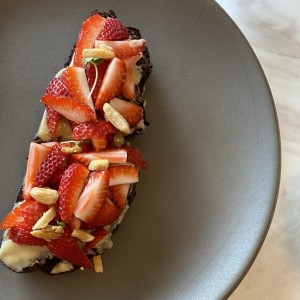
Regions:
[[0, 10, 152, 275]]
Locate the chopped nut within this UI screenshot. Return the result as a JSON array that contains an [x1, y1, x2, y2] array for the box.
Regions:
[[83, 45, 115, 59], [72, 229, 95, 242], [30, 187, 59, 205], [88, 159, 109, 171], [61, 145, 82, 154], [31, 225, 64, 241], [103, 103, 131, 134], [32, 207, 56, 230], [93, 255, 103, 273]]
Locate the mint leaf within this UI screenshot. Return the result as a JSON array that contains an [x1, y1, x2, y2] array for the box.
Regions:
[[83, 57, 104, 66]]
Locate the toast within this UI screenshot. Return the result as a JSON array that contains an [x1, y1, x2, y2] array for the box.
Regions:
[[0, 10, 152, 274]]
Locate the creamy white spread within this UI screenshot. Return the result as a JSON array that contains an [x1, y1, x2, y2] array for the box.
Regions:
[[0, 232, 51, 272]]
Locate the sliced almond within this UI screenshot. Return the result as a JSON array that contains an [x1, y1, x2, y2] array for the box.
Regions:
[[103, 103, 131, 134], [61, 145, 82, 154], [31, 225, 64, 241], [88, 159, 109, 171], [30, 187, 59, 205], [93, 255, 103, 273], [72, 229, 95, 242], [32, 207, 56, 230], [83, 45, 115, 59]]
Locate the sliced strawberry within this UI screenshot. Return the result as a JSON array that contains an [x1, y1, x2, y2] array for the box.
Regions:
[[95, 39, 146, 59], [8, 201, 48, 246], [86, 60, 110, 102], [68, 216, 81, 230], [110, 184, 130, 210], [61, 67, 95, 111], [74, 170, 109, 224], [88, 198, 121, 227], [8, 226, 47, 246], [91, 136, 107, 151], [98, 18, 129, 41], [48, 165, 68, 184], [72, 149, 127, 165], [42, 95, 96, 124], [45, 77, 70, 97], [44, 77, 70, 137], [73, 14, 106, 68], [58, 163, 90, 223], [72, 120, 118, 140], [109, 98, 143, 127], [122, 54, 142, 99], [109, 165, 139, 186], [34, 143, 68, 187], [125, 147, 148, 170], [0, 199, 37, 229], [45, 106, 61, 138], [86, 228, 110, 251], [48, 228, 93, 269], [94, 57, 127, 111], [23, 143, 52, 200]]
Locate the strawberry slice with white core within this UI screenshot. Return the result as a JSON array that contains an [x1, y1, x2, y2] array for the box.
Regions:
[[87, 197, 121, 227], [72, 149, 127, 165], [122, 53, 142, 99], [73, 14, 106, 68], [95, 39, 146, 59], [61, 67, 95, 113], [58, 163, 90, 223], [95, 57, 127, 111], [74, 170, 109, 224], [109, 98, 143, 127], [23, 143, 52, 200], [110, 184, 130, 210], [42, 95, 96, 124], [109, 165, 139, 186]]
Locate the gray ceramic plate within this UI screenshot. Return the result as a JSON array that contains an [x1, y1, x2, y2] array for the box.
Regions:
[[0, 1, 280, 299]]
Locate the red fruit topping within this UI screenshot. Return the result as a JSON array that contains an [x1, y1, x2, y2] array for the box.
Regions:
[[109, 165, 139, 186], [48, 166, 68, 184], [88, 198, 121, 227], [48, 228, 93, 269], [72, 149, 127, 165], [0, 200, 35, 229], [9, 226, 47, 246], [42, 95, 96, 124], [95, 57, 127, 111], [110, 184, 130, 210], [85, 228, 110, 251], [44, 77, 70, 137], [58, 163, 90, 223], [95, 39, 146, 59], [34, 144, 67, 187], [73, 14, 106, 68], [61, 67, 95, 111], [23, 143, 52, 200], [8, 201, 48, 246], [45, 107, 60, 138], [91, 136, 107, 151], [98, 18, 129, 41], [72, 120, 118, 140], [85, 60, 110, 101], [74, 170, 109, 224], [109, 98, 143, 127], [125, 147, 148, 170], [45, 77, 69, 97], [122, 54, 142, 99]]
